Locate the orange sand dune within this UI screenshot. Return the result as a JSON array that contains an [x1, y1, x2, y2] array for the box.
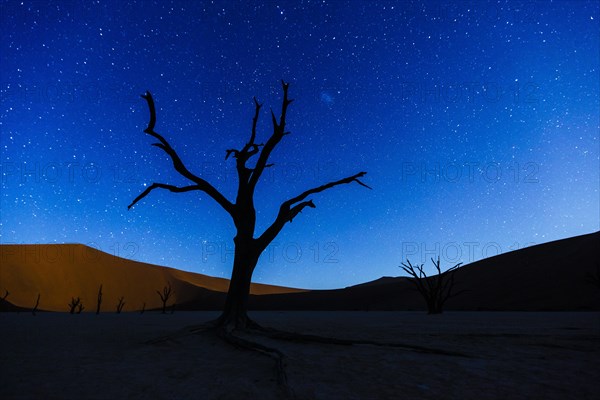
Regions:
[[0, 244, 305, 312]]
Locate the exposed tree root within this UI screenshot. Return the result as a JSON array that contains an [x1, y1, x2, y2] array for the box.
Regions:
[[147, 319, 295, 398], [216, 327, 294, 399], [248, 325, 472, 358], [146, 317, 472, 399]]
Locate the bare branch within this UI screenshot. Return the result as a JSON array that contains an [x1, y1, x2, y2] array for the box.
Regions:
[[132, 92, 234, 214], [248, 81, 293, 191], [400, 260, 430, 298], [128, 183, 202, 210], [399, 258, 465, 314], [225, 149, 239, 160], [288, 200, 316, 222], [249, 97, 262, 145], [285, 172, 368, 207], [258, 172, 369, 247]]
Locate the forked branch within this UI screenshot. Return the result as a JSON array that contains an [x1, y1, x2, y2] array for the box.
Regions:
[[258, 172, 370, 247], [130, 92, 233, 214], [285, 172, 370, 206], [248, 81, 294, 191], [157, 282, 174, 314], [400, 258, 463, 314]]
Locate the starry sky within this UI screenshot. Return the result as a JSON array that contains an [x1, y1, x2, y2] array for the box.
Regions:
[[1, 1, 599, 289]]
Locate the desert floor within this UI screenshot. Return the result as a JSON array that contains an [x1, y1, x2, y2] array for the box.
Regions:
[[1, 311, 599, 399]]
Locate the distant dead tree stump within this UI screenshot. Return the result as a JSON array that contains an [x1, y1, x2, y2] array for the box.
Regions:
[[96, 284, 103, 314], [116, 296, 125, 313], [31, 293, 40, 316]]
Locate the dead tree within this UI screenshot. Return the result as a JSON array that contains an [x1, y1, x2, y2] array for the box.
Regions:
[[1, 289, 9, 302], [96, 284, 103, 314], [68, 297, 82, 314], [156, 282, 173, 314], [116, 296, 125, 313], [140, 302, 146, 314], [77, 303, 84, 314], [129, 81, 369, 330], [400, 257, 464, 314], [31, 294, 40, 316]]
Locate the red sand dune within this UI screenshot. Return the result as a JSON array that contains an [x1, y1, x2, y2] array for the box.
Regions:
[[1, 231, 598, 312], [0, 244, 304, 312]]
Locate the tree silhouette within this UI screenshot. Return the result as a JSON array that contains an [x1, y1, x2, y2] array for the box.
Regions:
[[31, 293, 40, 316], [116, 296, 125, 313], [96, 284, 103, 314], [400, 257, 464, 314], [68, 297, 82, 314], [129, 81, 369, 330], [156, 282, 173, 314]]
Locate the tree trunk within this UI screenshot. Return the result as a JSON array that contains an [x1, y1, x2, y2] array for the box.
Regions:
[[217, 238, 260, 331]]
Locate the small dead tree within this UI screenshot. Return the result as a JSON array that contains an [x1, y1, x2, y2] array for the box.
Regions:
[[140, 302, 146, 314], [31, 293, 40, 316], [77, 302, 84, 314], [156, 282, 173, 314], [400, 257, 464, 314], [116, 296, 125, 313], [96, 284, 103, 314], [68, 297, 82, 314]]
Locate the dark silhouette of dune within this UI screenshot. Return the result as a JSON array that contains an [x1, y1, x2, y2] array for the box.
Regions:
[[246, 231, 600, 311], [1, 232, 598, 312]]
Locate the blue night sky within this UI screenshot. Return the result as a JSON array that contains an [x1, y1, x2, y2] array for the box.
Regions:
[[1, 1, 599, 289]]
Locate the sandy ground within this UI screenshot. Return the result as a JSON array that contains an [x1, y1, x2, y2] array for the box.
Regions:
[[1, 311, 599, 400]]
